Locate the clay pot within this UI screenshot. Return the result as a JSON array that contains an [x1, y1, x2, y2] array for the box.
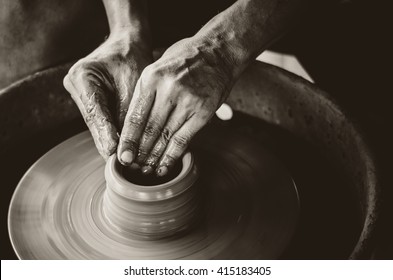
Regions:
[[103, 152, 199, 239]]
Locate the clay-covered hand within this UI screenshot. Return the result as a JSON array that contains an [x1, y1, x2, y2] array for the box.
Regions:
[[117, 37, 235, 176], [63, 33, 152, 159]]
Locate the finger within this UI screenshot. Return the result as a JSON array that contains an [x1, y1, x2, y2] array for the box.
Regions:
[[136, 100, 175, 174], [63, 69, 118, 159], [117, 76, 155, 165], [115, 70, 139, 128], [141, 106, 188, 174], [156, 114, 206, 176]]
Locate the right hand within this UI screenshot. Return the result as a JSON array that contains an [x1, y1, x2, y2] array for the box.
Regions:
[[63, 32, 152, 159]]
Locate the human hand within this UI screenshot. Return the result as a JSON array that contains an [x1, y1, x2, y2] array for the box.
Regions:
[[117, 36, 235, 176], [63, 32, 152, 159]]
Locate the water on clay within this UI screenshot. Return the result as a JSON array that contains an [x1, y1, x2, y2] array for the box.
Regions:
[[1, 112, 361, 259]]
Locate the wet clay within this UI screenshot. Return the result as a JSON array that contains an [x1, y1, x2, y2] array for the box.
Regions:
[[8, 129, 299, 259]]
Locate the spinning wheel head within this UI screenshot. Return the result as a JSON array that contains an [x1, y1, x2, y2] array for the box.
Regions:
[[8, 130, 299, 259]]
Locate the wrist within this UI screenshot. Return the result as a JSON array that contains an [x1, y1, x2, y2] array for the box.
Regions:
[[191, 32, 244, 82], [192, 12, 256, 81], [103, 0, 151, 49], [109, 26, 151, 47]]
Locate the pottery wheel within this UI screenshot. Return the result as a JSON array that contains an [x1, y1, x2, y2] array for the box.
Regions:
[[8, 130, 299, 259]]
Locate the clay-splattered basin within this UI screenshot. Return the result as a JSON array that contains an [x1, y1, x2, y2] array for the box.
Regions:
[[0, 61, 380, 259]]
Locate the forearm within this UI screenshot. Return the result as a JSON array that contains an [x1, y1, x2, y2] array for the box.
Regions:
[[102, 0, 150, 43], [194, 0, 304, 78]]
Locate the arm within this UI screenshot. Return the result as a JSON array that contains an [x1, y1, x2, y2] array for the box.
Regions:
[[102, 0, 150, 43], [63, 0, 152, 159], [117, 0, 305, 175], [194, 0, 303, 79]]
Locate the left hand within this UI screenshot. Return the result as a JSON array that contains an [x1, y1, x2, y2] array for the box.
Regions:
[[117, 36, 235, 176]]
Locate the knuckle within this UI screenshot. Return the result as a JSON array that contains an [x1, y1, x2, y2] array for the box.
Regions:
[[172, 134, 190, 148], [166, 77, 181, 91], [191, 109, 211, 124], [141, 64, 157, 80], [142, 63, 165, 84], [143, 122, 161, 138], [159, 127, 173, 144], [65, 61, 98, 97], [180, 102, 198, 116], [69, 61, 90, 77], [125, 114, 144, 128]]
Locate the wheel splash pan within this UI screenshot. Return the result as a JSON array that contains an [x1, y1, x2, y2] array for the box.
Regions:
[[0, 61, 380, 259]]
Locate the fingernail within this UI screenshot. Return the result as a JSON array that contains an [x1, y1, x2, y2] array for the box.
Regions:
[[141, 165, 153, 175], [120, 150, 134, 165], [156, 166, 168, 177]]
